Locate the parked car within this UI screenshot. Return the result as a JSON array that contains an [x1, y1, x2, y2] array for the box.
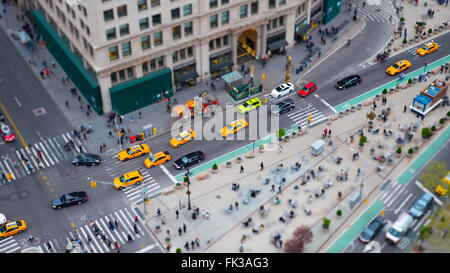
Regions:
[[358, 216, 386, 243], [385, 212, 413, 245], [51, 191, 88, 209], [335, 75, 362, 90], [298, 82, 317, 97], [271, 83, 294, 98], [72, 154, 101, 166], [271, 99, 295, 115], [174, 151, 205, 170], [409, 193, 433, 218], [0, 123, 15, 142]]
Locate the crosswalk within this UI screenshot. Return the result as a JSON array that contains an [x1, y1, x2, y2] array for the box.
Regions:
[[0, 208, 152, 253], [285, 99, 326, 127], [0, 132, 88, 183], [358, 0, 397, 24], [104, 157, 161, 206]]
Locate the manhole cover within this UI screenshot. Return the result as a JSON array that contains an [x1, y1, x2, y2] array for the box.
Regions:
[[32, 107, 47, 116]]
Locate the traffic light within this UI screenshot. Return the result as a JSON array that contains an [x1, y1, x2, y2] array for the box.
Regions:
[[380, 210, 385, 216], [90, 181, 97, 189]]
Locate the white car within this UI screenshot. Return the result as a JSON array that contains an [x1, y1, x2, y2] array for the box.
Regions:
[[271, 83, 294, 99]]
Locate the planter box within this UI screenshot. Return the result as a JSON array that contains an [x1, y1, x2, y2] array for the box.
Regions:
[[163, 188, 176, 195], [245, 153, 255, 159], [357, 104, 362, 110], [210, 169, 218, 174], [363, 101, 372, 106], [197, 173, 209, 180], [330, 115, 339, 121], [225, 162, 233, 168]]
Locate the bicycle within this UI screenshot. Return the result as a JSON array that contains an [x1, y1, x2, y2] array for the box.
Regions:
[[28, 236, 40, 245]]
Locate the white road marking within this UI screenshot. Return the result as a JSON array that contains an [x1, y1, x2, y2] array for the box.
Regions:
[[14, 97, 21, 107], [394, 193, 413, 215], [414, 180, 443, 206], [135, 244, 157, 253], [160, 164, 178, 184]]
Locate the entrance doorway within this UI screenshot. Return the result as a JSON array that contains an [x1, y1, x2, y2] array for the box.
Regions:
[[237, 28, 257, 64]]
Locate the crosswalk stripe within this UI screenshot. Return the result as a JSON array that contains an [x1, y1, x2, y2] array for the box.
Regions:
[[32, 144, 49, 167], [119, 209, 142, 236], [48, 138, 63, 161], [14, 150, 28, 175], [381, 181, 401, 203], [64, 133, 79, 156], [23, 147, 38, 169], [124, 208, 148, 234], [41, 140, 59, 164], [53, 137, 69, 160], [83, 225, 104, 253], [35, 142, 52, 166], [107, 214, 130, 240], [93, 220, 110, 251], [291, 112, 323, 123], [2, 160, 14, 180], [394, 193, 413, 215], [99, 218, 125, 244], [78, 226, 94, 253], [0, 238, 19, 252], [387, 186, 406, 208]]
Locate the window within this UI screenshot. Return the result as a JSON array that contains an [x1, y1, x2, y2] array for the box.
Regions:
[[141, 35, 151, 50], [172, 25, 181, 40], [183, 4, 192, 16], [209, 0, 218, 8], [118, 69, 125, 81], [269, 0, 276, 9], [138, 0, 147, 11], [152, 14, 161, 25], [117, 5, 127, 18], [142, 62, 149, 73], [279, 16, 284, 26], [279, 0, 286, 5], [171, 8, 180, 20], [223, 35, 228, 46], [272, 18, 278, 29], [122, 42, 131, 57], [210, 14, 218, 29], [221, 10, 229, 25], [139, 18, 149, 30], [251, 1, 258, 15], [119, 24, 129, 36], [103, 9, 114, 22], [221, 0, 229, 4], [150, 0, 160, 7], [153, 31, 162, 46], [111, 73, 117, 84], [172, 51, 178, 63], [109, 46, 118, 61], [209, 40, 214, 51], [79, 19, 84, 29], [127, 67, 134, 78], [240, 5, 248, 18], [106, 28, 116, 40], [187, 46, 193, 57], [215, 38, 221, 48], [86, 26, 90, 36], [184, 22, 193, 36], [179, 49, 186, 60], [157, 56, 164, 67]]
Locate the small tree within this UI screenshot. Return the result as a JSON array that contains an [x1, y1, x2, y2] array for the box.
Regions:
[[359, 135, 367, 146], [431, 125, 436, 131], [176, 248, 182, 253], [403, 38, 408, 44], [322, 218, 331, 229], [447, 111, 450, 117], [382, 88, 388, 95], [284, 225, 313, 253], [428, 28, 433, 34], [336, 209, 342, 216], [277, 129, 286, 140], [408, 78, 413, 84], [418, 226, 433, 250], [396, 147, 402, 154], [366, 111, 376, 121], [408, 148, 414, 154], [212, 163, 218, 170], [400, 17, 405, 22], [440, 118, 445, 124], [422, 127, 432, 138]]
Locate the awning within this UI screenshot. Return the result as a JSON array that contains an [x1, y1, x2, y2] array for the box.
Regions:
[[211, 59, 233, 72], [311, 11, 323, 22], [17, 30, 31, 44], [296, 24, 310, 36], [174, 70, 199, 83], [267, 39, 288, 51]]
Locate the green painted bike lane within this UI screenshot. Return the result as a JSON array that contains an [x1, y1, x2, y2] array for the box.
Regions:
[[334, 55, 450, 113], [326, 124, 449, 253]]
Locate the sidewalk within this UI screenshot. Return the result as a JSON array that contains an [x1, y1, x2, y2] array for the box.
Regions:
[[0, 1, 362, 156], [135, 69, 449, 253]]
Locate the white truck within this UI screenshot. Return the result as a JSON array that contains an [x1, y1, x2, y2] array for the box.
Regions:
[[0, 213, 6, 225], [385, 212, 413, 245]]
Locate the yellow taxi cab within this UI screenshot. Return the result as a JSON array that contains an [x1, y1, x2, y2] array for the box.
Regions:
[[0, 220, 27, 240], [170, 129, 195, 148], [386, 60, 411, 75], [237, 97, 262, 114], [436, 171, 450, 196], [219, 119, 248, 138], [117, 144, 151, 161], [144, 151, 171, 168], [416, 42, 439, 56], [113, 170, 143, 190]]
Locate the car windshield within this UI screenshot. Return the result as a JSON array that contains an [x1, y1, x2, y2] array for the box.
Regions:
[[303, 86, 309, 91], [242, 102, 249, 108], [119, 176, 126, 182], [275, 86, 283, 91], [226, 124, 234, 130], [389, 227, 401, 237], [181, 157, 189, 163], [175, 135, 183, 141], [362, 228, 374, 238], [421, 45, 429, 50], [127, 149, 133, 155], [0, 225, 6, 233], [149, 154, 156, 162], [393, 64, 400, 69], [60, 195, 66, 203]]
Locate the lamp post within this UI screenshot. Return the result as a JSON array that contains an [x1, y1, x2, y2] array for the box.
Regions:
[[185, 175, 192, 210]]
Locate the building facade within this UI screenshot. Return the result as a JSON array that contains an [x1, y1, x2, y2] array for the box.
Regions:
[[32, 0, 324, 115]]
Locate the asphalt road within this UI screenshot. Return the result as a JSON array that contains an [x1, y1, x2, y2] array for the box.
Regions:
[[344, 138, 449, 253]]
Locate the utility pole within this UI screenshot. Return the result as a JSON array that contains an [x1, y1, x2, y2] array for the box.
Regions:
[[360, 160, 367, 203], [142, 182, 147, 215]]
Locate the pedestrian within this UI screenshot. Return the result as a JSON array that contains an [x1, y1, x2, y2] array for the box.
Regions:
[[109, 220, 114, 231], [1, 172, 7, 182], [108, 131, 113, 138], [260, 162, 264, 171], [178, 227, 182, 236], [37, 159, 44, 169], [40, 71, 44, 79], [404, 105, 407, 113], [357, 168, 361, 177], [279, 145, 284, 153], [79, 145, 83, 154], [135, 215, 139, 222], [46, 242, 52, 250], [133, 222, 139, 234], [240, 165, 244, 173], [114, 241, 119, 249], [318, 50, 321, 58], [127, 234, 133, 242], [328, 129, 332, 138], [183, 223, 186, 233], [26, 162, 33, 173], [441, 65, 444, 74], [100, 144, 103, 153], [191, 240, 195, 249], [65, 101, 70, 109], [12, 160, 18, 170], [308, 195, 313, 203], [271, 184, 275, 192], [139, 111, 143, 119], [107, 239, 112, 249], [45, 70, 50, 77], [184, 241, 190, 250], [279, 239, 283, 248], [83, 132, 87, 141], [80, 105, 84, 113], [235, 201, 239, 210], [338, 191, 342, 200], [195, 238, 200, 247], [157, 208, 161, 217], [87, 234, 92, 243]]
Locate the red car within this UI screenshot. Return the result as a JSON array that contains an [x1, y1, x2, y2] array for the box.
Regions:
[[298, 82, 317, 97], [1, 124, 15, 142]]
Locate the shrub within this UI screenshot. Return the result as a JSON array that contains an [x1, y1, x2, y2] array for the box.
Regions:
[[322, 218, 331, 229], [359, 135, 367, 145], [336, 210, 342, 216], [396, 147, 402, 154], [176, 248, 182, 253], [440, 118, 445, 124], [428, 28, 433, 33], [408, 148, 414, 154], [402, 38, 408, 44], [277, 128, 286, 139], [408, 78, 413, 84], [421, 127, 432, 138], [400, 17, 405, 22], [431, 125, 436, 131], [382, 89, 388, 94], [212, 163, 218, 170], [447, 111, 450, 117], [259, 144, 264, 150], [237, 157, 241, 161]]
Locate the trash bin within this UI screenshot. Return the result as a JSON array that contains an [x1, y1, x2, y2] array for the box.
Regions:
[[129, 135, 136, 143], [192, 212, 196, 220]]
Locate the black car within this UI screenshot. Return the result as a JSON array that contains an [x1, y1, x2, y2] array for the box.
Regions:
[[174, 151, 205, 170], [358, 216, 386, 243], [271, 99, 295, 115], [335, 75, 362, 90], [72, 154, 101, 166], [52, 191, 88, 209]]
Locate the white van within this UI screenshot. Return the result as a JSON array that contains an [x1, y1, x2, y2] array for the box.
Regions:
[[0, 213, 6, 225], [385, 212, 413, 245]]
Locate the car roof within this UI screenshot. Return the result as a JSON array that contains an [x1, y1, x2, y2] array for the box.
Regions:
[[305, 82, 315, 88], [131, 145, 141, 149], [68, 191, 87, 197], [419, 193, 433, 201], [125, 170, 141, 177], [187, 151, 203, 156]]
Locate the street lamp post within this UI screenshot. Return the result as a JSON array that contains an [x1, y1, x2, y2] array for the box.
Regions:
[[185, 175, 192, 210], [142, 182, 147, 215]]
